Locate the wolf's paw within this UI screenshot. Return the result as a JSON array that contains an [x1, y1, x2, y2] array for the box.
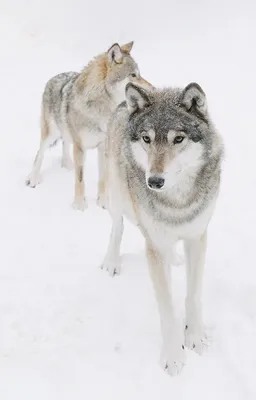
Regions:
[[72, 197, 88, 211], [100, 259, 121, 277], [25, 174, 41, 188], [160, 342, 186, 376], [61, 157, 73, 170], [185, 325, 208, 355]]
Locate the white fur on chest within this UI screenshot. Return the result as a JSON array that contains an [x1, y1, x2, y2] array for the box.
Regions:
[[119, 169, 217, 249]]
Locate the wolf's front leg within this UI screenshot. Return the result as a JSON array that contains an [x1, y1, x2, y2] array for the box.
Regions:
[[72, 142, 87, 211], [146, 241, 186, 376], [184, 231, 208, 354], [101, 216, 123, 276], [101, 156, 124, 275]]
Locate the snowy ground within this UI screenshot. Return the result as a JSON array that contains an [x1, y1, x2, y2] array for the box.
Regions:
[[1, 1, 256, 399]]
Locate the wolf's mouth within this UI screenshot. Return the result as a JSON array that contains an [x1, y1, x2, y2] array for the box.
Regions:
[[146, 183, 166, 192]]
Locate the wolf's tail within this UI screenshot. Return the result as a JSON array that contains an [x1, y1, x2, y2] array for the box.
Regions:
[[40, 101, 61, 148]]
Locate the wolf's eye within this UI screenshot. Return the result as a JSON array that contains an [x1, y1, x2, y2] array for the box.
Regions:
[[130, 73, 136, 78], [173, 136, 184, 144], [142, 135, 151, 144]]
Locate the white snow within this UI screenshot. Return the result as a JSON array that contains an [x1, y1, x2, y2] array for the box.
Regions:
[[1, 0, 256, 398]]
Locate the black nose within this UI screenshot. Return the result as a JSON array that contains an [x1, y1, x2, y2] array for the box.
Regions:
[[148, 176, 165, 189]]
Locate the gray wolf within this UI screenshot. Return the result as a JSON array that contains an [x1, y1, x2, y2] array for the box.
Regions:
[[26, 41, 151, 210], [101, 82, 224, 375]]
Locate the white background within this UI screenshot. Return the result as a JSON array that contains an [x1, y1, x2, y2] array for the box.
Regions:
[[0, 0, 256, 398]]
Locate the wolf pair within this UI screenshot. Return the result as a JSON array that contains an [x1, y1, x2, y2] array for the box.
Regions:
[[27, 42, 224, 376]]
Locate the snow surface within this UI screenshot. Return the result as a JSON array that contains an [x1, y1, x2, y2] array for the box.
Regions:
[[1, 0, 256, 398]]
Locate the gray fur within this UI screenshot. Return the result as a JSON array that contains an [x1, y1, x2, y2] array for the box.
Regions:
[[102, 82, 224, 375], [108, 83, 223, 226], [44, 72, 79, 125], [42, 49, 140, 142], [103, 83, 223, 375], [26, 42, 152, 209]]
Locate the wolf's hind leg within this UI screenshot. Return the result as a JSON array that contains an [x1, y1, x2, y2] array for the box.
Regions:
[[72, 142, 87, 211], [97, 141, 107, 209], [61, 128, 73, 170]]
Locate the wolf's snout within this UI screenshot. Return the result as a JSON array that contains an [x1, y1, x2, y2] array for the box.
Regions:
[[147, 176, 165, 190]]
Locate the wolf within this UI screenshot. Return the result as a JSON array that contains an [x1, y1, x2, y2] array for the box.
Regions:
[[26, 41, 151, 210], [101, 82, 224, 375]]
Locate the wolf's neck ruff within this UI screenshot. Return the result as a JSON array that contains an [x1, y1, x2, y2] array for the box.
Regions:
[[125, 153, 219, 226]]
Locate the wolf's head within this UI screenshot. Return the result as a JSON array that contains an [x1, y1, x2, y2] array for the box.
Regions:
[[106, 42, 152, 103], [125, 82, 215, 192]]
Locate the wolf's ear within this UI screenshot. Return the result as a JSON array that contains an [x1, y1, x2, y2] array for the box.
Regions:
[[121, 41, 134, 54], [181, 83, 207, 119], [107, 43, 123, 64], [125, 83, 151, 113]]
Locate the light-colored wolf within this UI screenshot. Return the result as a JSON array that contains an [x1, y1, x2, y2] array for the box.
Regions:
[[26, 41, 151, 210], [101, 82, 224, 375]]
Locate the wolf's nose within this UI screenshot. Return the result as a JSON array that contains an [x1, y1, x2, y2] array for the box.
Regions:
[[148, 176, 165, 189]]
